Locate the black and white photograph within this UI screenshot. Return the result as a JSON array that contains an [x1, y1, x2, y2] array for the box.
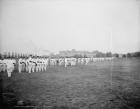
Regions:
[[0, 0, 140, 109]]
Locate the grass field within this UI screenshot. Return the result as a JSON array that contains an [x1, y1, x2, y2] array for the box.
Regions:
[[1, 58, 140, 109]]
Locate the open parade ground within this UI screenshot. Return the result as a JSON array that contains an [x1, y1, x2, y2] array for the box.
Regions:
[[1, 58, 140, 109], [1, 0, 140, 109]]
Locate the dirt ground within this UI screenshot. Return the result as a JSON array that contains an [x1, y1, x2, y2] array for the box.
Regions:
[[1, 58, 140, 109]]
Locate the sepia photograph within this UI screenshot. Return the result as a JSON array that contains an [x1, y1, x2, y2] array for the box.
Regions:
[[0, 0, 140, 109]]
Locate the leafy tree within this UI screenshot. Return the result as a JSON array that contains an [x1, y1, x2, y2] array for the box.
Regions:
[[106, 52, 112, 57], [113, 53, 119, 57], [122, 54, 126, 58], [127, 53, 131, 57]]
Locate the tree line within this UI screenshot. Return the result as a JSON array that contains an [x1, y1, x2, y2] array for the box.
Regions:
[[0, 51, 140, 59]]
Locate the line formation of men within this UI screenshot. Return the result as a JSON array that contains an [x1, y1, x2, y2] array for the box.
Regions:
[[0, 55, 114, 77]]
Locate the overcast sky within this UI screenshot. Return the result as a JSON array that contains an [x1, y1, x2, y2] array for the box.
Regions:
[[1, 0, 140, 54]]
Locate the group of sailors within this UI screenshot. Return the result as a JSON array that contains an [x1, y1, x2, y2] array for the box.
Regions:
[[0, 56, 114, 77]]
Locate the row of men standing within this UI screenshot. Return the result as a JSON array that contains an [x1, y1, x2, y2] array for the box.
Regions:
[[1, 56, 114, 77]]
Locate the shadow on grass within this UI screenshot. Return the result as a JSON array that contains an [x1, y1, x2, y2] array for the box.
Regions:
[[109, 89, 140, 109], [51, 106, 79, 109], [1, 92, 36, 109]]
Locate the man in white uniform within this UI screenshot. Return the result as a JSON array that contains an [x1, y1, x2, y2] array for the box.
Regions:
[[6, 58, 15, 77], [18, 58, 23, 73], [27, 56, 32, 73]]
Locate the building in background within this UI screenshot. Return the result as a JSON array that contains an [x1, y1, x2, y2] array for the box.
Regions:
[[58, 49, 97, 57]]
